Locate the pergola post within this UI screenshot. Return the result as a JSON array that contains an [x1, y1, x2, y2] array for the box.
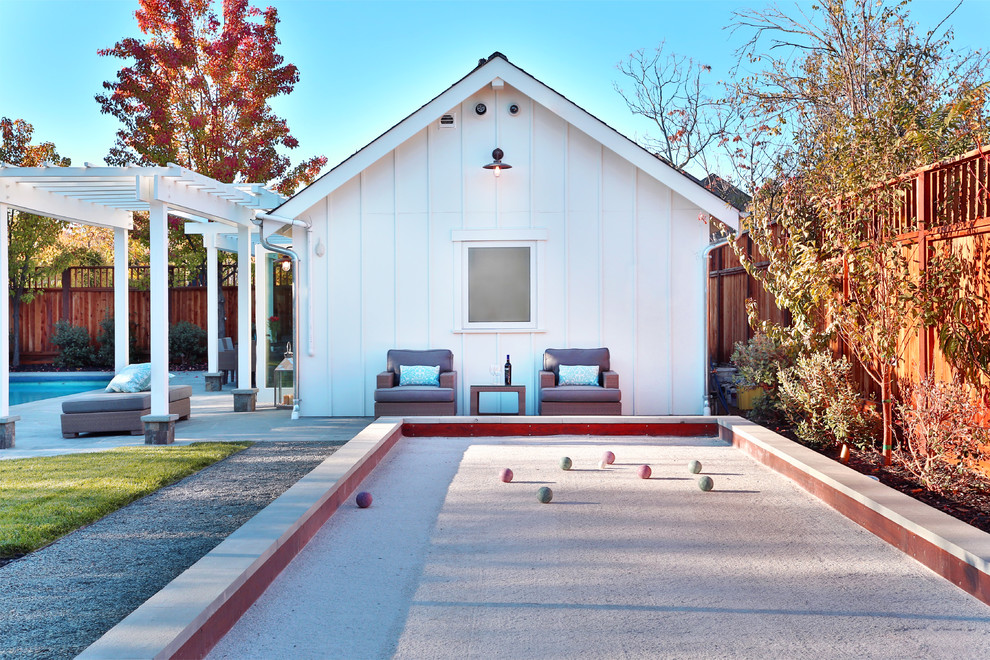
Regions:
[[142, 196, 178, 444], [203, 232, 223, 391], [232, 223, 258, 411], [0, 203, 18, 448], [113, 226, 130, 373]]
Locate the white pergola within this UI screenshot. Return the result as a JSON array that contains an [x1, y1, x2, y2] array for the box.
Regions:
[[0, 163, 284, 443]]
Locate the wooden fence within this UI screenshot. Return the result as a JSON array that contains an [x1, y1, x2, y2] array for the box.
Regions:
[[10, 264, 241, 364], [708, 146, 990, 397]]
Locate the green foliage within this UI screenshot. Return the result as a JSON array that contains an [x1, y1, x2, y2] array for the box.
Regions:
[[727, 1, 989, 457], [778, 351, 879, 451], [731, 333, 797, 426], [895, 377, 990, 495], [95, 314, 142, 367], [50, 320, 95, 370], [0, 442, 252, 558], [730, 333, 796, 389], [168, 321, 207, 365], [2, 117, 73, 367]]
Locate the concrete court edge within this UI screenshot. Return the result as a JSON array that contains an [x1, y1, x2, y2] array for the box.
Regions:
[[79, 416, 990, 660]]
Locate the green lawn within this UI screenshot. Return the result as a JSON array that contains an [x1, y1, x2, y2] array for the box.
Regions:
[[0, 442, 253, 558]]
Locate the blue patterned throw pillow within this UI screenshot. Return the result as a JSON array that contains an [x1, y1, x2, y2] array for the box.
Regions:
[[399, 364, 440, 387], [105, 362, 153, 393], [558, 364, 599, 386]]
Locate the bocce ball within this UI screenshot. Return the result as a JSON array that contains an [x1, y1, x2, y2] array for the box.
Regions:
[[602, 451, 616, 465], [638, 464, 652, 479], [560, 456, 573, 471], [688, 460, 703, 474], [537, 486, 553, 503], [698, 476, 714, 492], [356, 491, 373, 508], [500, 468, 514, 483]]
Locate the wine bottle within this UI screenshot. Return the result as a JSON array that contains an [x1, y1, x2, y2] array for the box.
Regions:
[[504, 355, 512, 386]]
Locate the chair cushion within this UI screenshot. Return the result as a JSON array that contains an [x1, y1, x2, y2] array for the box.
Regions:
[[63, 385, 193, 414], [398, 364, 440, 387], [540, 386, 620, 403], [558, 365, 600, 387], [374, 386, 455, 403], [544, 348, 610, 385], [387, 349, 453, 374]]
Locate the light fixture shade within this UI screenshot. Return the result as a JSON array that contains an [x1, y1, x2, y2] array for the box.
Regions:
[[483, 147, 512, 176]]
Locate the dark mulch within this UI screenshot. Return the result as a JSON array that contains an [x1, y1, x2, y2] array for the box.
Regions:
[[826, 443, 990, 535], [757, 419, 990, 535]]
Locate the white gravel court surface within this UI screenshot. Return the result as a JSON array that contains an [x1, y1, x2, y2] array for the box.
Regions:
[[208, 435, 990, 659]]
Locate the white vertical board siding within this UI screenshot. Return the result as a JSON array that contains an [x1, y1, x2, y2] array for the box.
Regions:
[[428, 112, 462, 382], [565, 127, 602, 348], [296, 198, 331, 416], [670, 193, 706, 414], [360, 154, 397, 413], [532, 104, 568, 355], [496, 85, 531, 226], [328, 177, 365, 414], [299, 94, 716, 416], [601, 149, 637, 415], [462, 91, 496, 229], [635, 174, 673, 414]]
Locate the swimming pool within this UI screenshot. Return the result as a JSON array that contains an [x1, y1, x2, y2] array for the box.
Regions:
[[9, 374, 113, 405]]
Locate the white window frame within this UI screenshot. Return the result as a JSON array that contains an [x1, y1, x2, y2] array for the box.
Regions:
[[452, 229, 547, 333]]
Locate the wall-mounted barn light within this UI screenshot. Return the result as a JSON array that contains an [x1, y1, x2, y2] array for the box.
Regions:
[[482, 148, 512, 177]]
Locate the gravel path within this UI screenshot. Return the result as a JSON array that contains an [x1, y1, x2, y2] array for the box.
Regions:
[[0, 441, 343, 660]]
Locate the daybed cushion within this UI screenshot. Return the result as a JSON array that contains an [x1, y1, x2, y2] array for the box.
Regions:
[[386, 349, 453, 374], [105, 363, 153, 393], [540, 385, 620, 403], [373, 386, 455, 404], [63, 385, 193, 414]]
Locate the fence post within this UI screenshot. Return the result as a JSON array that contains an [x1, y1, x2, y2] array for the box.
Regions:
[[61, 268, 71, 324], [917, 170, 930, 380]]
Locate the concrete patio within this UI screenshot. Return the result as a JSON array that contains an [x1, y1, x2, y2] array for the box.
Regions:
[[0, 371, 373, 461]]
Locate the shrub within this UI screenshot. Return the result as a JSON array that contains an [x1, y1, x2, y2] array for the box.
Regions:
[[895, 377, 990, 494], [730, 333, 797, 425], [777, 350, 878, 451], [168, 321, 207, 365], [731, 333, 796, 390], [95, 314, 142, 367], [51, 320, 95, 370]]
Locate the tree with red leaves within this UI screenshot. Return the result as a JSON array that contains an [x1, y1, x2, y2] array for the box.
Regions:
[[96, 0, 325, 196]]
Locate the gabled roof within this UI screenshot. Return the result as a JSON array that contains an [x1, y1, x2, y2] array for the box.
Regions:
[[272, 53, 740, 229]]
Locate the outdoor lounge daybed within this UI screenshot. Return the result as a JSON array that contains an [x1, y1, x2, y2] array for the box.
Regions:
[[538, 348, 621, 415], [60, 385, 192, 438], [373, 349, 457, 416]]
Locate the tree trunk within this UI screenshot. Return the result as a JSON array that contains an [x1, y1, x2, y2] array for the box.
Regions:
[[881, 365, 893, 465]]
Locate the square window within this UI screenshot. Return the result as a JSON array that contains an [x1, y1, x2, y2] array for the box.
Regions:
[[468, 246, 531, 323]]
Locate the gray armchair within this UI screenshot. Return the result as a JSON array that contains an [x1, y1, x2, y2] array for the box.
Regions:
[[373, 349, 457, 416], [539, 347, 621, 415]]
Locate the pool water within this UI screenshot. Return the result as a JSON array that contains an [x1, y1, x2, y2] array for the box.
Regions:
[[9, 379, 112, 405]]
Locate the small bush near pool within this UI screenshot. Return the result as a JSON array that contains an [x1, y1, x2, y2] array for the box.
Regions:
[[0, 442, 252, 558], [168, 321, 207, 365]]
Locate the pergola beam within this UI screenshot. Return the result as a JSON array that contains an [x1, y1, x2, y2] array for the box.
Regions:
[[0, 180, 132, 229]]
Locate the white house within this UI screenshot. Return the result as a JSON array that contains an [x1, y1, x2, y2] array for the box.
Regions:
[[261, 52, 740, 417]]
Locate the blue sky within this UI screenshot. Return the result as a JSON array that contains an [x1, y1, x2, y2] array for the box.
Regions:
[[1, 0, 986, 181]]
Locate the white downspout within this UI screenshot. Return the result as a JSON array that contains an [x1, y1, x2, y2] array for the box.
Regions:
[[253, 213, 307, 419]]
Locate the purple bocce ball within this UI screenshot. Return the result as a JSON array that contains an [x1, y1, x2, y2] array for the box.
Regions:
[[500, 468, 514, 483], [356, 491, 373, 508], [638, 464, 652, 479]]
